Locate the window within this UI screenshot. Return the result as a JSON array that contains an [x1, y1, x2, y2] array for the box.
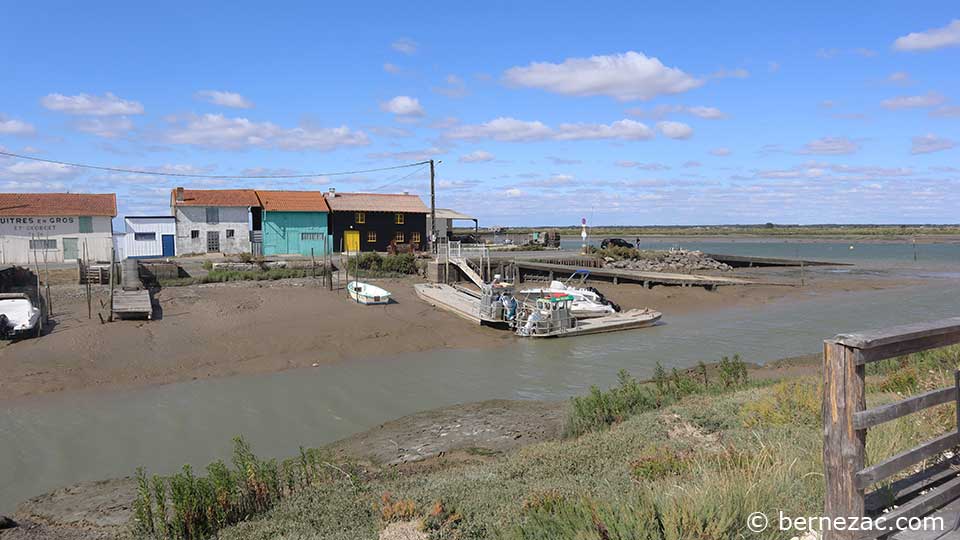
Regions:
[[29, 239, 57, 250], [394, 213, 404, 225], [205, 207, 219, 224], [367, 231, 377, 243], [301, 232, 323, 240], [355, 212, 365, 224], [191, 230, 200, 239], [394, 231, 405, 243], [226, 229, 235, 238], [134, 232, 156, 241], [411, 232, 421, 244], [78, 216, 93, 233]]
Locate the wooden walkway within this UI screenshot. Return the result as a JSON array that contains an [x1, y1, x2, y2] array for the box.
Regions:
[[514, 260, 755, 289], [704, 253, 848, 268], [414, 283, 483, 324], [112, 290, 153, 319]]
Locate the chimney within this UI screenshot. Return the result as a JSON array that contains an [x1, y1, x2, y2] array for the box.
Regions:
[[402, 190, 409, 195], [175, 187, 184, 203], [328, 187, 336, 196]]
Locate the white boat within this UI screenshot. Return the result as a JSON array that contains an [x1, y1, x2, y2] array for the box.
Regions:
[[348, 281, 391, 305], [519, 270, 618, 318], [0, 293, 42, 338]]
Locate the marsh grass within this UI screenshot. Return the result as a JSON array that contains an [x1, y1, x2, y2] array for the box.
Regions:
[[132, 437, 360, 540], [160, 267, 323, 287]]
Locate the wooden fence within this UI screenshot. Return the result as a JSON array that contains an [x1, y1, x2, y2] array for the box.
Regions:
[[823, 317, 960, 539]]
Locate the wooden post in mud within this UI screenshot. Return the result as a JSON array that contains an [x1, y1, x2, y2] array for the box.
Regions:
[[311, 248, 316, 279], [108, 247, 115, 322], [83, 241, 91, 319], [822, 340, 865, 540]]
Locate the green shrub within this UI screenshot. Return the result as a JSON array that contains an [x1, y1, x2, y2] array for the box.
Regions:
[[630, 448, 691, 481], [741, 380, 822, 428], [201, 260, 213, 271], [380, 253, 417, 274], [566, 370, 659, 437], [717, 355, 748, 388], [509, 494, 661, 540]]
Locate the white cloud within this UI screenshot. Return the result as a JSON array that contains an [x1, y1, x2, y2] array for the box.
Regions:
[[683, 160, 702, 168], [912, 134, 956, 154], [931, 106, 960, 118], [74, 117, 134, 138], [888, 71, 911, 83], [710, 67, 750, 79], [656, 121, 693, 140], [165, 113, 369, 151], [41, 92, 144, 116], [626, 104, 726, 120], [459, 150, 495, 163], [2, 160, 77, 183], [391, 38, 418, 55], [546, 156, 581, 165], [881, 92, 946, 110], [503, 51, 702, 102], [800, 137, 859, 155], [380, 96, 425, 117], [446, 117, 553, 142], [616, 161, 670, 170], [504, 188, 523, 197], [0, 115, 35, 135], [447, 117, 656, 142], [383, 63, 401, 74], [710, 147, 732, 156], [367, 147, 444, 162], [555, 119, 654, 141], [195, 90, 254, 109], [434, 74, 468, 98], [894, 20, 960, 51]]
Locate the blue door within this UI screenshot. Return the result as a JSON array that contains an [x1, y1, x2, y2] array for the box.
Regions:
[[161, 234, 175, 257]]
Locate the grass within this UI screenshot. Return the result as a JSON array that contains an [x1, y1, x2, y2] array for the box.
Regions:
[[347, 252, 419, 277], [130, 349, 960, 540]]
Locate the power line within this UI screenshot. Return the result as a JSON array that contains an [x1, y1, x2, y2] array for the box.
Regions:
[[371, 163, 429, 192], [0, 150, 430, 179]]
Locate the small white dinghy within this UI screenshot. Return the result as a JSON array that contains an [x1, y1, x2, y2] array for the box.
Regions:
[[348, 281, 392, 305]]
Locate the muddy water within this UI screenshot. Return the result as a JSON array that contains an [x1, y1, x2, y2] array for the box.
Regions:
[[2, 267, 960, 513]]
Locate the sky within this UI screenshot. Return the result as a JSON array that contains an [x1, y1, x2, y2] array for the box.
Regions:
[[1, 1, 959, 227]]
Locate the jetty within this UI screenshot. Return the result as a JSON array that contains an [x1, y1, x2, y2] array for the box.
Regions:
[[513, 260, 754, 290], [414, 283, 501, 326], [111, 258, 153, 320], [704, 253, 848, 268]]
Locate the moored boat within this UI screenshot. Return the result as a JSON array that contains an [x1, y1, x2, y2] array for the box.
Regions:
[[348, 281, 392, 304]]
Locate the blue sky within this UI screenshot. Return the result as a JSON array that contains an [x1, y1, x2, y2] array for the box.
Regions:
[[1, 1, 959, 226]]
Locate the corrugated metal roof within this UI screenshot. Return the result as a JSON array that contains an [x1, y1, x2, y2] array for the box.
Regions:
[[0, 193, 117, 216], [256, 190, 330, 212], [171, 188, 260, 207], [435, 208, 475, 220], [324, 192, 428, 213]]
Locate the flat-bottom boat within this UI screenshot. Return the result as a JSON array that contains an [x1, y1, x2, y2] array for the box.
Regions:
[[348, 281, 391, 305]]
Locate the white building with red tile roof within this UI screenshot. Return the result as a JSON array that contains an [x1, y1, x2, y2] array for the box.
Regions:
[[0, 193, 117, 264], [170, 187, 257, 255]]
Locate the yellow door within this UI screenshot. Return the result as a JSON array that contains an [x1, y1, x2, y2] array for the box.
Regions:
[[345, 230, 360, 252]]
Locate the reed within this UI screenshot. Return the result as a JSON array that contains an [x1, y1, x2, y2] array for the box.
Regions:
[[131, 436, 352, 540]]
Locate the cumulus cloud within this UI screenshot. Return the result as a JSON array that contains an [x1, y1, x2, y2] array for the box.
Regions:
[[383, 63, 401, 74], [503, 51, 702, 101], [710, 67, 749, 79], [800, 136, 860, 155], [888, 71, 911, 84], [881, 92, 946, 110], [445, 117, 654, 142], [656, 121, 693, 139], [391, 38, 418, 55], [434, 74, 468, 98], [710, 147, 732, 156], [380, 96, 425, 116], [0, 115, 35, 135], [894, 20, 960, 51], [74, 117, 134, 138], [41, 92, 144, 116], [912, 134, 956, 154], [931, 106, 960, 118], [195, 90, 254, 109], [546, 156, 582, 165], [459, 150, 495, 163], [165, 113, 369, 151]]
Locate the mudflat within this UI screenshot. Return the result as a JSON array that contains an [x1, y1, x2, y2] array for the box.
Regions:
[[0, 269, 912, 402]]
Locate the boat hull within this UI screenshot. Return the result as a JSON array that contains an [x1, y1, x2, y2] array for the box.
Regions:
[[348, 282, 391, 305]]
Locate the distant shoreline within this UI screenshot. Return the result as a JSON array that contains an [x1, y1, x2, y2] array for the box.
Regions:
[[558, 234, 960, 244]]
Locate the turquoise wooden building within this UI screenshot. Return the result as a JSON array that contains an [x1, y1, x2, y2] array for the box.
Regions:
[[256, 191, 330, 256]]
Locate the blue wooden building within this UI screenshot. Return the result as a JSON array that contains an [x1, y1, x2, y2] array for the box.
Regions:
[[256, 191, 330, 257]]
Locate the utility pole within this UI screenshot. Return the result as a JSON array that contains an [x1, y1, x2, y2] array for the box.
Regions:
[[429, 159, 436, 252]]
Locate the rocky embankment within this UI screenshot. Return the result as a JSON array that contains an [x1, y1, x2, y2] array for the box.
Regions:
[[603, 249, 732, 273]]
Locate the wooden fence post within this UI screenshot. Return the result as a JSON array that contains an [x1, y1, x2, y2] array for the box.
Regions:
[[822, 340, 866, 540]]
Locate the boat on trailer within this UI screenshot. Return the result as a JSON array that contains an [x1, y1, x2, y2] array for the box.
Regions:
[[348, 281, 392, 304]]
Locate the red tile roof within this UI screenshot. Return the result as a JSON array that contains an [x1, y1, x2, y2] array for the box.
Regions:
[[0, 193, 117, 217], [171, 188, 259, 207], [324, 192, 428, 213], [255, 191, 330, 212]]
